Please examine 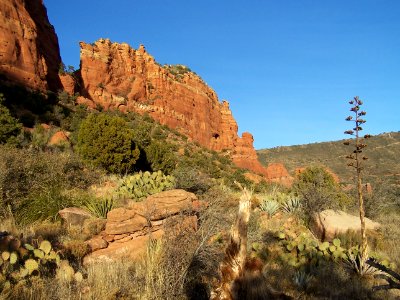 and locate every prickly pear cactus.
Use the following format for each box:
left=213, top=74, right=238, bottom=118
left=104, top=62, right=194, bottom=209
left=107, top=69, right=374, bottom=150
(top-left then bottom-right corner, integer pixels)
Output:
left=275, top=231, right=347, bottom=268
left=0, top=234, right=82, bottom=289
left=117, top=170, right=176, bottom=201
left=273, top=230, right=396, bottom=271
